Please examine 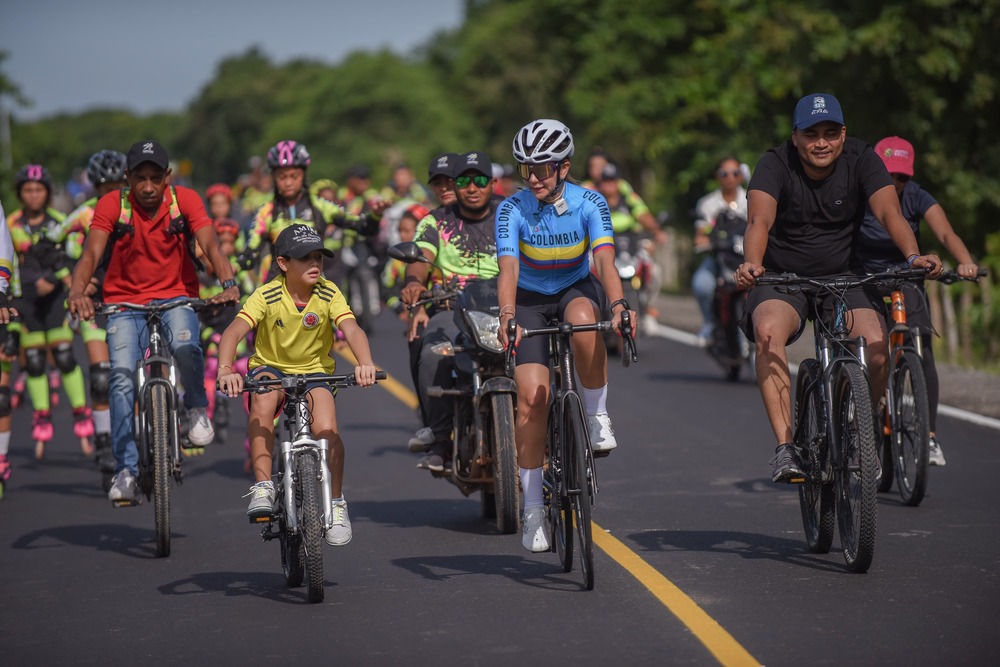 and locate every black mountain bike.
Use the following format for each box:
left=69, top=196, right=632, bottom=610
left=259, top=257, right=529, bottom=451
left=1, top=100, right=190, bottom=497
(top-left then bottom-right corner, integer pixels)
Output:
left=244, top=371, right=384, bottom=604
left=506, top=314, right=636, bottom=590
left=95, top=298, right=208, bottom=558
left=754, top=272, right=900, bottom=573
